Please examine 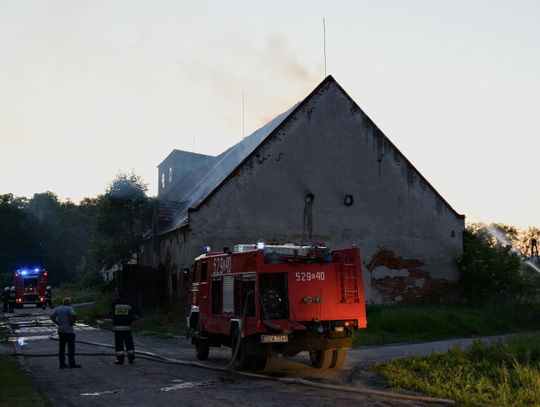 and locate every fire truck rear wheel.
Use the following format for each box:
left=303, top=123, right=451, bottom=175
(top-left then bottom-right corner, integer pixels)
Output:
left=329, top=348, right=347, bottom=369
left=309, top=349, right=333, bottom=369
